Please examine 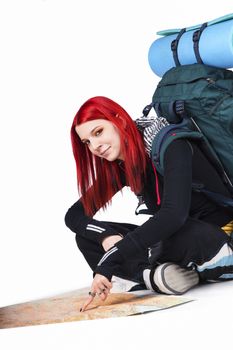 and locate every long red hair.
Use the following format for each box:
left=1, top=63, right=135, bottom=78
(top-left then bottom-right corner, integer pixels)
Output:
left=71, top=96, right=148, bottom=216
